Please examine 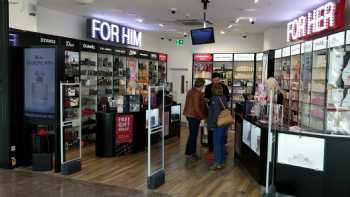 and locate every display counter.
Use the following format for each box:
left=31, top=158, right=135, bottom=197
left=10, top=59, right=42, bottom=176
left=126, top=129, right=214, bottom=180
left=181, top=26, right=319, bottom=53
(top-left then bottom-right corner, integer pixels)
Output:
left=96, top=103, right=181, bottom=157
left=234, top=102, right=350, bottom=197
